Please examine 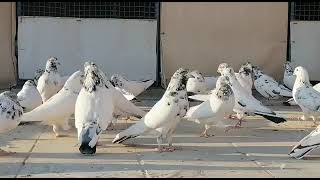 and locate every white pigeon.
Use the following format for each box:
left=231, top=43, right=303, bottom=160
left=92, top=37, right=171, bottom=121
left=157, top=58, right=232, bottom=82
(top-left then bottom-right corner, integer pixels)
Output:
left=20, top=70, right=83, bottom=137
left=112, top=68, right=191, bottom=152
left=185, top=75, right=235, bottom=137
left=0, top=91, right=23, bottom=155
left=186, top=70, right=208, bottom=94
left=17, top=80, right=42, bottom=112
left=284, top=82, right=320, bottom=106
left=188, top=62, right=253, bottom=101
left=235, top=62, right=254, bottom=94
left=218, top=63, right=287, bottom=126
left=292, top=66, right=320, bottom=124
left=289, top=125, right=320, bottom=159
left=37, top=57, right=64, bottom=102
left=283, top=61, right=296, bottom=90
left=75, top=62, right=146, bottom=154
left=110, top=74, right=154, bottom=100
left=252, top=65, right=292, bottom=99
left=75, top=62, right=115, bottom=155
